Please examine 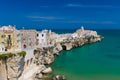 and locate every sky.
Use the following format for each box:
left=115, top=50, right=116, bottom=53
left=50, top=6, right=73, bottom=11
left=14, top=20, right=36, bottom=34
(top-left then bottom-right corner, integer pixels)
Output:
left=0, top=0, right=120, bottom=30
